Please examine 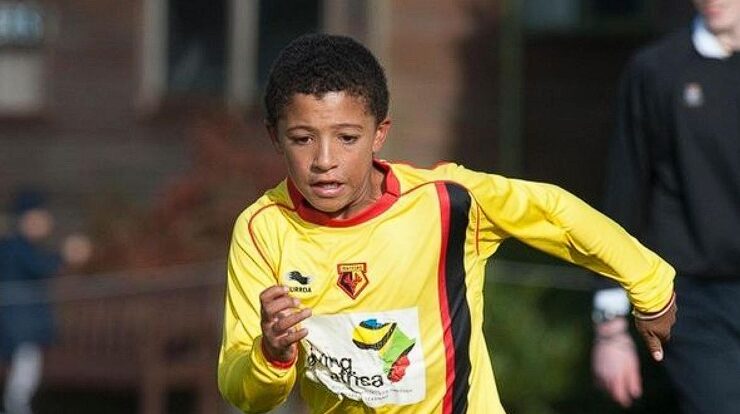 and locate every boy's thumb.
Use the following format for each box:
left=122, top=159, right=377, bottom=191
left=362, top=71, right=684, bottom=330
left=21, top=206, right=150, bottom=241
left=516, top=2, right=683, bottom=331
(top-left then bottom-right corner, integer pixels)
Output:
left=648, top=339, right=664, bottom=361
